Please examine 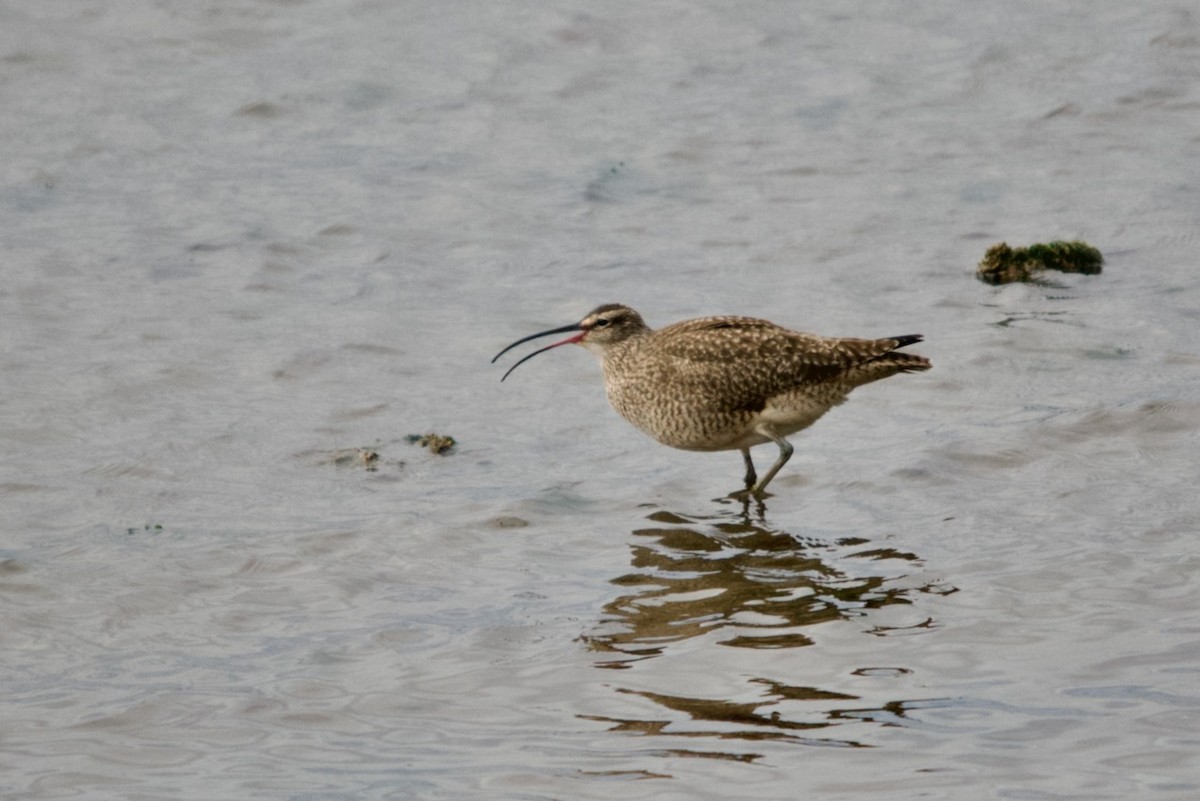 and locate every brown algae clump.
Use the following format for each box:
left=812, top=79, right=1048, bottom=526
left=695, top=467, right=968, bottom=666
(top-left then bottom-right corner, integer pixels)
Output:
left=977, top=241, right=1103, bottom=284
left=407, top=433, right=456, bottom=455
